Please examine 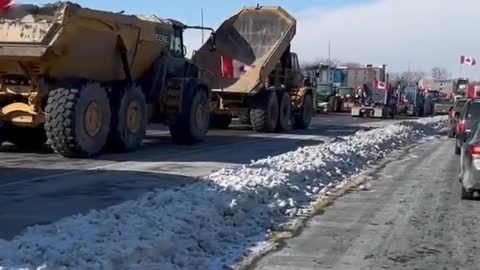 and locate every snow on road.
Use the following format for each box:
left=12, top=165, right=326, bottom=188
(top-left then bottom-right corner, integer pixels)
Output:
left=0, top=116, right=448, bottom=270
